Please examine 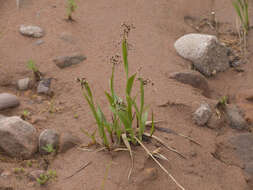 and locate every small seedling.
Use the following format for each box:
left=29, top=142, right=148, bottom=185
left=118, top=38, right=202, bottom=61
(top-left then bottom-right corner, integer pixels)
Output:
left=36, top=170, right=57, bottom=186
left=219, top=96, right=228, bottom=106
left=74, top=113, right=79, bottom=119
left=21, top=110, right=31, bottom=120
left=36, top=174, right=49, bottom=185
left=47, top=170, right=57, bottom=179
left=26, top=160, right=32, bottom=167
left=42, top=144, right=55, bottom=154
left=27, top=60, right=42, bottom=81
left=13, top=167, right=25, bottom=174
left=67, top=0, right=77, bottom=21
